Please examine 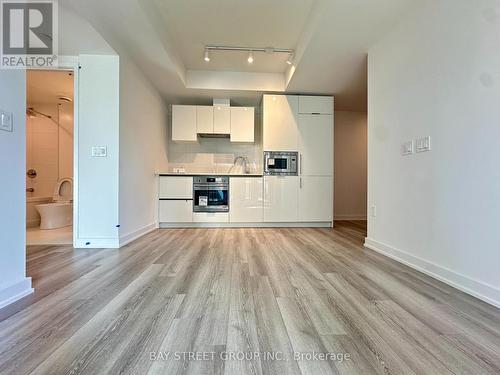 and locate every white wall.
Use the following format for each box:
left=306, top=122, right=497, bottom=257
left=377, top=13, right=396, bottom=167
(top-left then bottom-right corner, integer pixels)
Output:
left=58, top=3, right=170, bottom=248
left=59, top=3, right=115, bottom=56
left=334, top=111, right=367, bottom=220
left=367, top=0, right=500, bottom=306
left=0, top=70, right=33, bottom=308
left=59, top=2, right=170, bottom=247
left=77, top=55, right=120, bottom=248
left=119, top=57, right=168, bottom=245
